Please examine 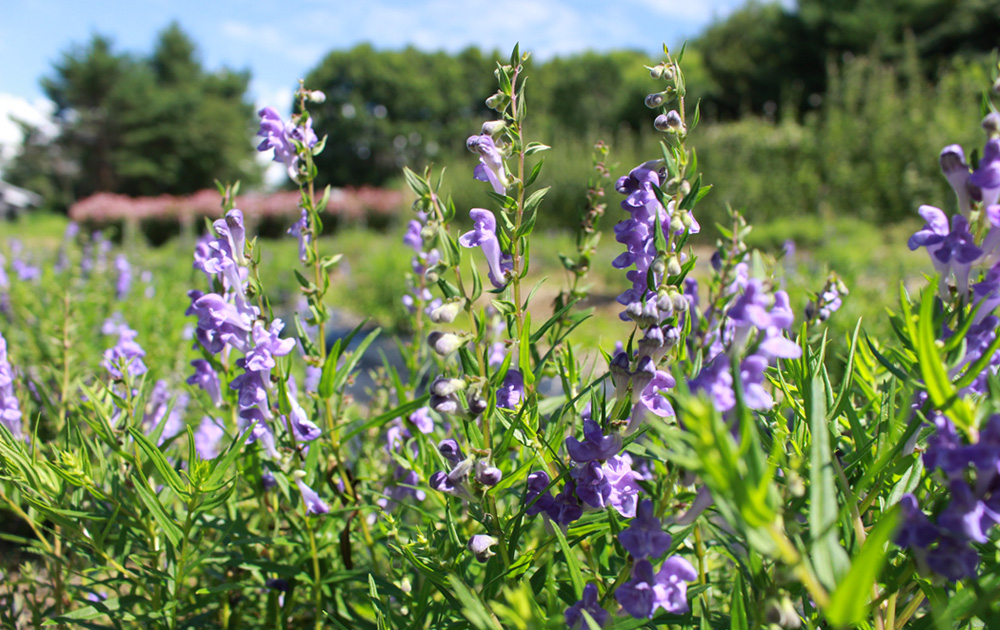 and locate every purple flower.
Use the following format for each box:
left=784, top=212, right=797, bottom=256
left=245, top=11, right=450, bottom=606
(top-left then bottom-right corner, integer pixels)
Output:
left=525, top=470, right=555, bottom=516
left=102, top=323, right=147, bottom=380
left=615, top=557, right=696, bottom=619
left=467, top=134, right=509, bottom=194
left=187, top=359, right=222, bottom=406
left=620, top=500, right=672, bottom=560
left=467, top=534, right=498, bottom=562
left=894, top=494, right=939, bottom=549
left=295, top=477, right=330, bottom=515
left=909, top=206, right=982, bottom=298
left=0, top=333, right=23, bottom=441
left=940, top=144, right=973, bottom=214
left=194, top=416, right=226, bottom=459
left=288, top=209, right=311, bottom=263
left=288, top=396, right=322, bottom=442
left=403, top=219, right=423, bottom=252
left=565, top=583, right=609, bottom=629
left=605, top=455, right=643, bottom=518
left=408, top=406, right=434, bottom=434
left=257, top=107, right=318, bottom=180
left=638, top=370, right=676, bottom=419
left=926, top=537, right=979, bottom=582
left=114, top=254, right=132, bottom=300
left=548, top=480, right=584, bottom=525
left=566, top=419, right=622, bottom=463
left=970, top=138, right=1000, bottom=208
left=215, top=209, right=247, bottom=266
left=459, top=209, right=512, bottom=289
left=496, top=369, right=525, bottom=409
left=689, top=354, right=735, bottom=413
